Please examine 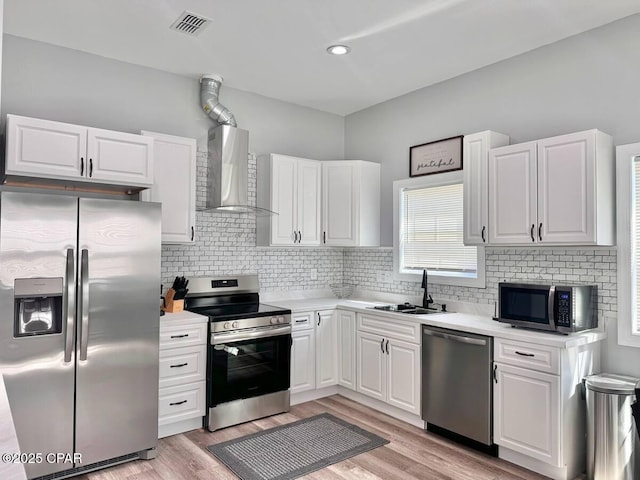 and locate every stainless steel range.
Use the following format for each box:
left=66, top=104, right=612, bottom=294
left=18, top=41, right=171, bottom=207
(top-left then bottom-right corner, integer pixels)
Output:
left=184, top=275, right=292, bottom=431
